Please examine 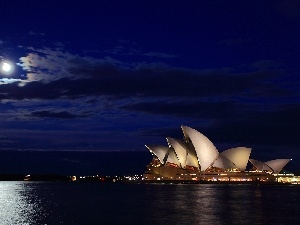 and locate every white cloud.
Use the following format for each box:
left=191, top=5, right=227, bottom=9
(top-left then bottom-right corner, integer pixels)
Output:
left=0, top=78, right=22, bottom=85
left=143, top=51, right=177, bottom=58
left=18, top=47, right=91, bottom=83
left=28, top=31, right=46, bottom=36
